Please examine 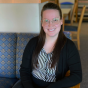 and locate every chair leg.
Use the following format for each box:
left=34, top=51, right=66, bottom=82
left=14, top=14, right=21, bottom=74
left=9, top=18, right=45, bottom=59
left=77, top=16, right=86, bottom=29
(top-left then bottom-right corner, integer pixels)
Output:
left=77, top=36, right=80, bottom=50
